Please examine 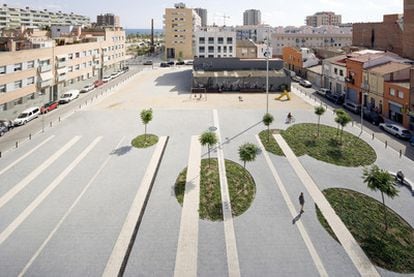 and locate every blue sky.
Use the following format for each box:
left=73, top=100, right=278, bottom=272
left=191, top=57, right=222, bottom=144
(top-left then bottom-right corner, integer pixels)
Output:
left=6, top=0, right=404, bottom=28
